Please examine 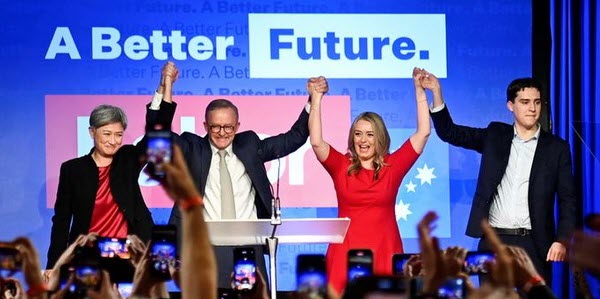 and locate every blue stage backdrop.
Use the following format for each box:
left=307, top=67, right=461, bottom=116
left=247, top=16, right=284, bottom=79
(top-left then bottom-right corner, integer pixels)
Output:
left=0, top=0, right=531, bottom=290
